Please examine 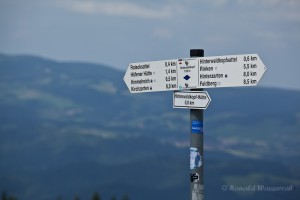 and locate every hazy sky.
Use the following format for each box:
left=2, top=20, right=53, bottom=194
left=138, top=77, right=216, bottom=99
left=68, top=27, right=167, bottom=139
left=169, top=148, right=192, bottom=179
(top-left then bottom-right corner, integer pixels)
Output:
left=1, top=0, right=300, bottom=90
